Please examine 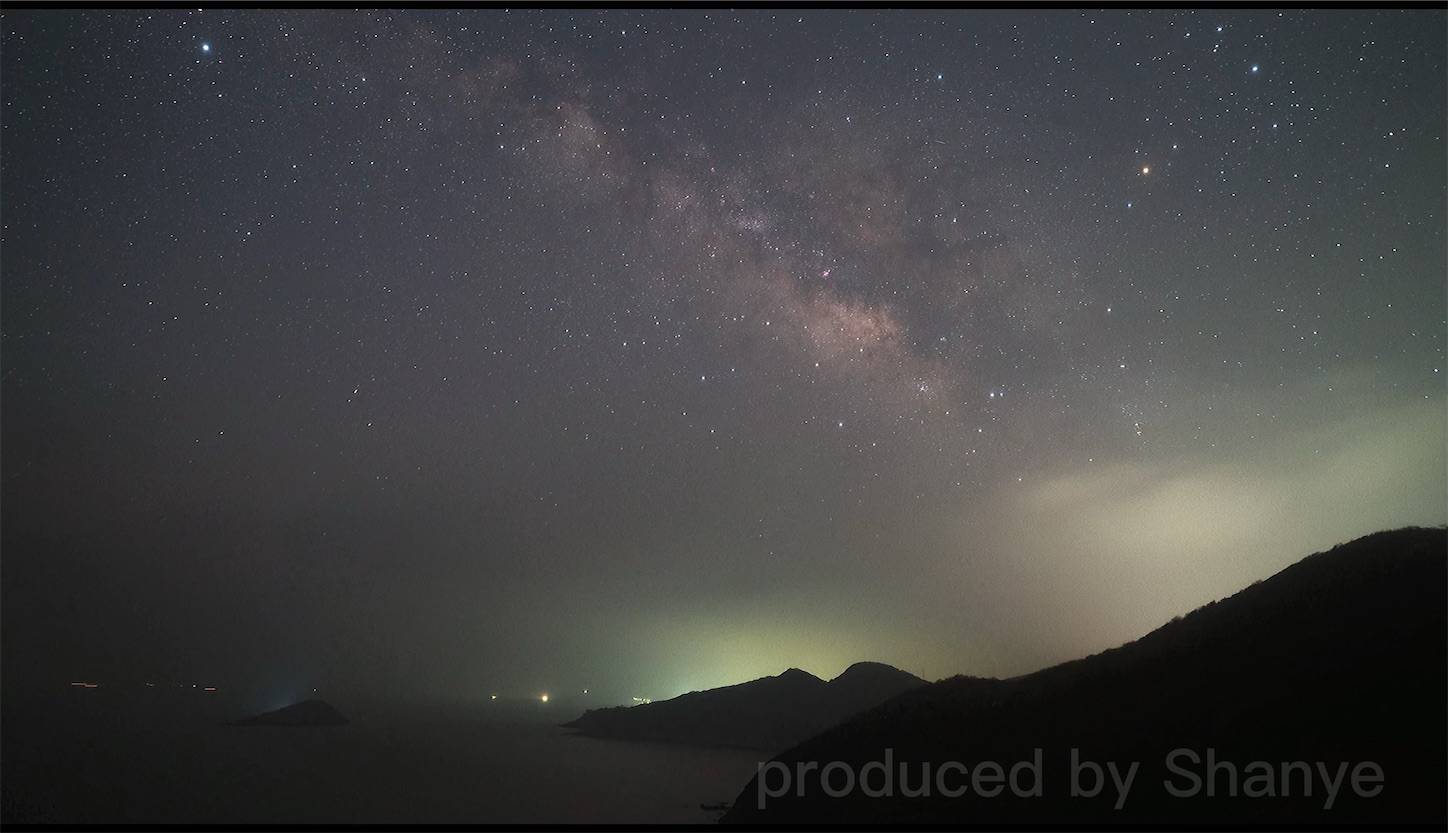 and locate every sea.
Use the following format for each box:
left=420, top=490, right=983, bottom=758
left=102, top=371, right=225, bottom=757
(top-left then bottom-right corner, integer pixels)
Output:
left=1, top=687, right=765, bottom=824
